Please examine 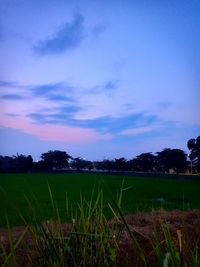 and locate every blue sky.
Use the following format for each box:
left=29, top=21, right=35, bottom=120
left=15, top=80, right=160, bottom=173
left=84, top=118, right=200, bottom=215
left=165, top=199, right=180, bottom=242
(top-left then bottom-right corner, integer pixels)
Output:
left=0, top=0, right=199, bottom=160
